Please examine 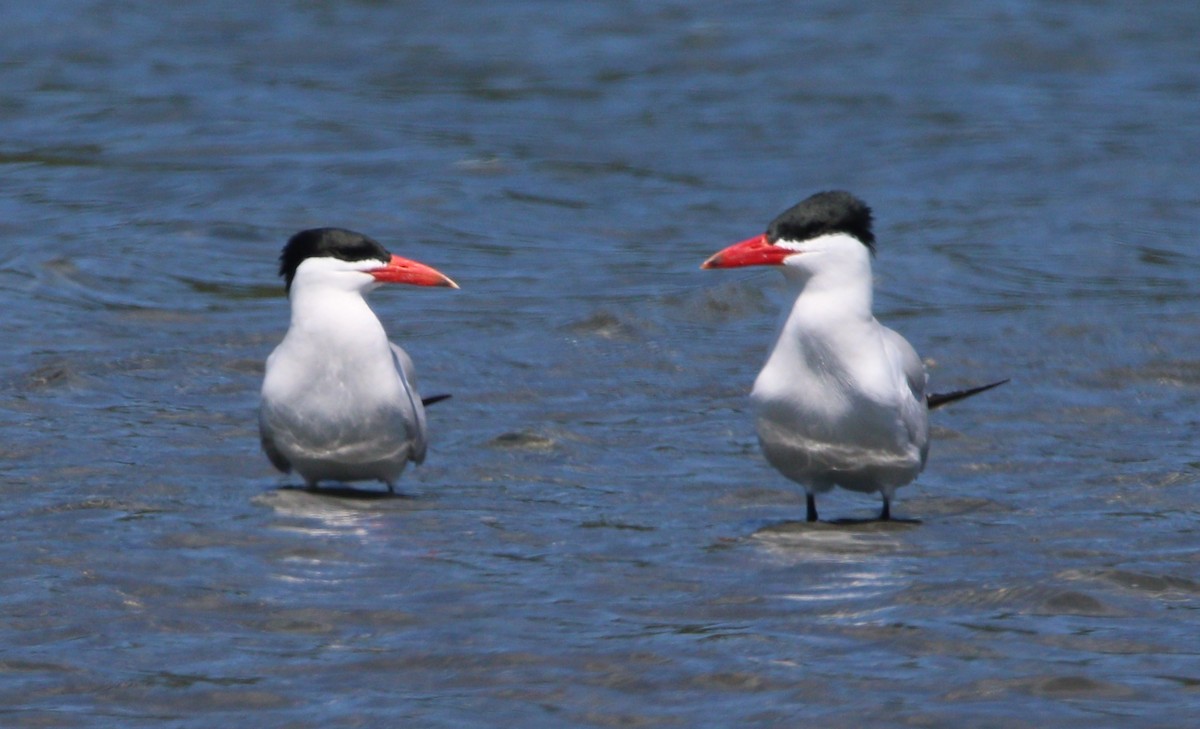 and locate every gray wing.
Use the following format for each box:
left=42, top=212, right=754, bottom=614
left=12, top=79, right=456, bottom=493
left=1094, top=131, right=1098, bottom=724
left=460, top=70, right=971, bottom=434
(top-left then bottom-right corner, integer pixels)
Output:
left=880, top=325, right=930, bottom=462
left=390, top=342, right=429, bottom=465
left=881, top=325, right=927, bottom=404
left=258, top=405, right=292, bottom=474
